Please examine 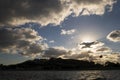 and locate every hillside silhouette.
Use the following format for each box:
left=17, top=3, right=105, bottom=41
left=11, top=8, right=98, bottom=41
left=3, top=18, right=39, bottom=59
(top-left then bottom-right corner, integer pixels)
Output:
left=0, top=58, right=120, bottom=70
